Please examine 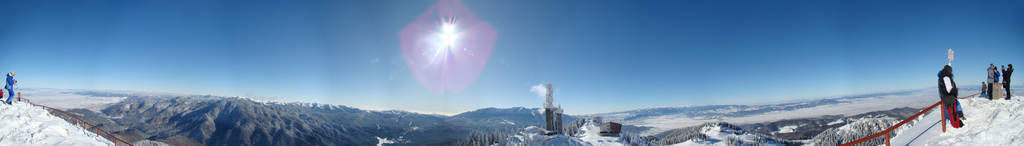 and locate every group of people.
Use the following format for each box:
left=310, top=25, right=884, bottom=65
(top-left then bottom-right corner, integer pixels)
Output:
left=2, top=72, right=16, bottom=104
left=982, top=64, right=1013, bottom=99
left=937, top=49, right=1015, bottom=129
